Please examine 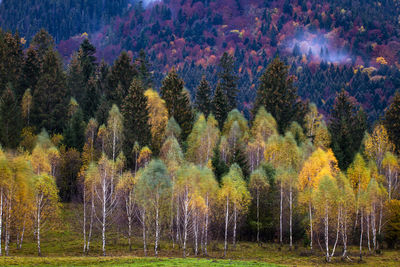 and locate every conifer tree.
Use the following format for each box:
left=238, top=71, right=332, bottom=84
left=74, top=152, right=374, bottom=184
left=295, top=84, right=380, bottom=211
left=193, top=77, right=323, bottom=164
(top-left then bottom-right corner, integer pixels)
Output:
left=19, top=47, right=40, bottom=97
left=67, top=53, right=86, bottom=104
left=64, top=108, right=86, bottom=151
left=0, top=32, right=23, bottom=96
left=106, top=51, right=137, bottom=106
left=329, top=90, right=367, bottom=170
left=32, top=49, right=69, bottom=133
left=136, top=49, right=153, bottom=89
left=78, top=38, right=97, bottom=83
left=253, top=57, right=306, bottom=133
left=160, top=69, right=194, bottom=139
left=31, top=29, right=55, bottom=61
left=212, top=82, right=229, bottom=128
left=82, top=77, right=100, bottom=120
left=218, top=52, right=238, bottom=111
left=122, top=79, right=151, bottom=166
left=0, top=84, right=21, bottom=148
left=385, top=92, right=400, bottom=154
left=195, top=76, right=212, bottom=117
